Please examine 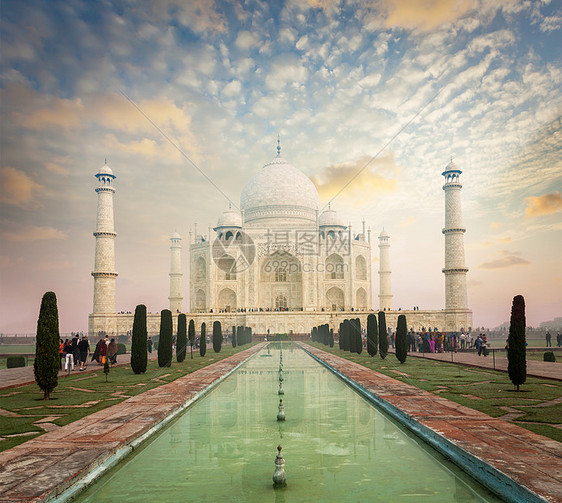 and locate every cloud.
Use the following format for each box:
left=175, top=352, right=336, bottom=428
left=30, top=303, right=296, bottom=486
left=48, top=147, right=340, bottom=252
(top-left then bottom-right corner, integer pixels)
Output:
left=0, top=167, right=43, bottom=207
left=44, top=162, right=69, bottom=175
left=235, top=30, right=260, bottom=50
left=524, top=191, right=562, bottom=217
left=400, top=217, right=415, bottom=227
left=2, top=225, right=67, bottom=242
left=380, top=0, right=516, bottom=32
left=311, top=153, right=399, bottom=205
left=478, top=252, right=530, bottom=269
